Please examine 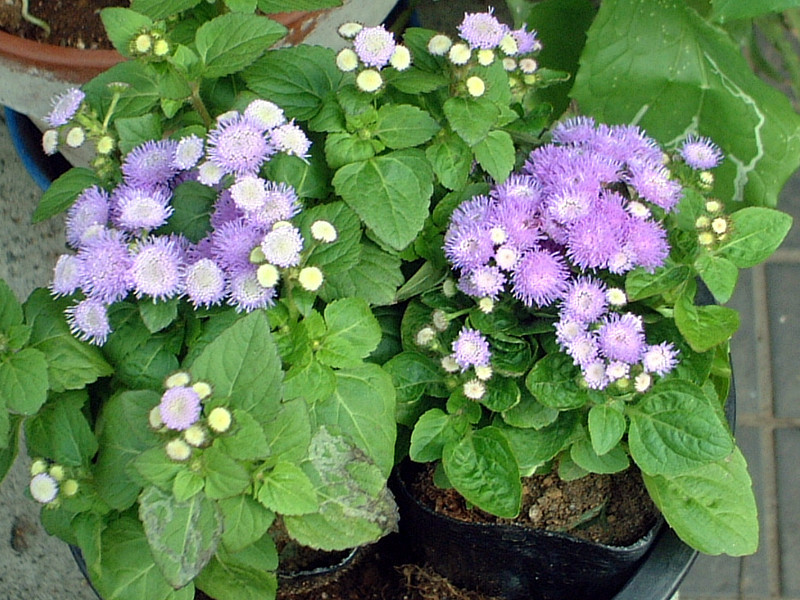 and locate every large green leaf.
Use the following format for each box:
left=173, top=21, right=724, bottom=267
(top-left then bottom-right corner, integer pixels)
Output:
left=316, top=298, right=382, bottom=368
left=332, top=149, right=434, bottom=251
left=139, top=486, right=223, bottom=588
left=130, top=0, right=201, bottom=19
left=257, top=461, right=318, bottom=515
left=374, top=104, right=441, bottom=149
left=196, top=13, right=287, bottom=78
left=643, top=447, right=759, bottom=555
left=195, top=536, right=278, bottom=600
left=0, top=348, right=48, bottom=415
left=32, top=168, right=101, bottom=223
left=320, top=241, right=404, bottom=306
left=217, top=495, right=275, bottom=553
left=23, top=391, right=97, bottom=466
left=572, top=0, right=800, bottom=207
left=710, top=0, right=800, bottom=22
left=718, top=207, right=793, bottom=268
